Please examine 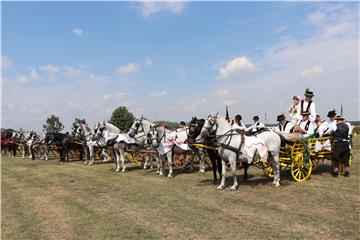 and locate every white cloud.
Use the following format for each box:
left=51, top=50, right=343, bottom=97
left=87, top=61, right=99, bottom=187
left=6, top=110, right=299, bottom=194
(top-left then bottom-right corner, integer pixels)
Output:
left=137, top=1, right=186, bottom=17
left=1, top=56, right=12, bottom=69
left=39, top=65, right=61, bottom=74
left=273, top=25, right=287, bottom=34
left=72, top=28, right=84, bottom=37
left=216, top=56, right=256, bottom=80
left=27, top=67, right=39, bottom=80
left=115, top=63, right=140, bottom=75
left=102, top=94, right=113, bottom=101
left=301, top=66, right=324, bottom=78
left=144, top=58, right=152, bottom=66
left=307, top=11, right=326, bottom=25
left=62, top=66, right=83, bottom=78
left=149, top=91, right=167, bottom=97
